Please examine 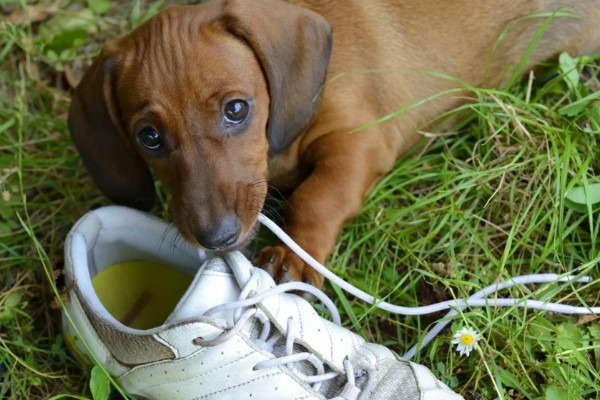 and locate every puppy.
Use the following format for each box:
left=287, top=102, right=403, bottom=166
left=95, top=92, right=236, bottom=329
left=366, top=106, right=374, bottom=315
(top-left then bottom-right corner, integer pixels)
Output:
left=69, top=0, right=600, bottom=288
